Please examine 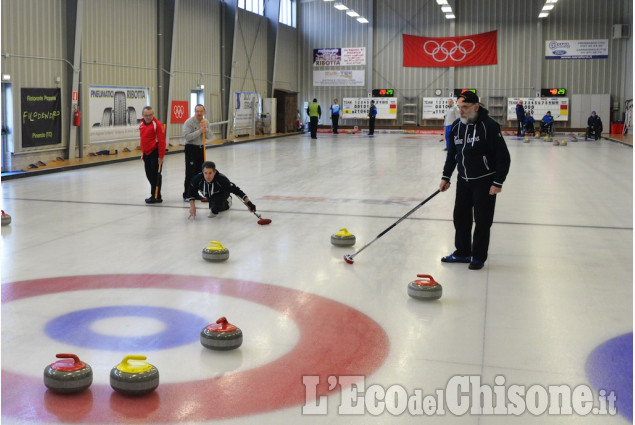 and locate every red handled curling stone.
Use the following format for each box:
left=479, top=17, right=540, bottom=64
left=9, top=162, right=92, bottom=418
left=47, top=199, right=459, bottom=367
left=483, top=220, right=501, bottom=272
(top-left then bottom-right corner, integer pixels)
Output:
left=1, top=210, right=11, bottom=226
left=330, top=228, right=356, bottom=247
left=200, top=316, right=243, bottom=350
left=407, top=274, right=442, bottom=300
left=110, top=355, right=159, bottom=396
left=202, top=241, right=229, bottom=262
left=43, top=353, right=93, bottom=393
